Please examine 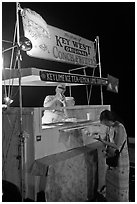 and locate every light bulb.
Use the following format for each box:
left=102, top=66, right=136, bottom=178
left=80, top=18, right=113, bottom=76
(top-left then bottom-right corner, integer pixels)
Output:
left=4, top=97, right=13, bottom=105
